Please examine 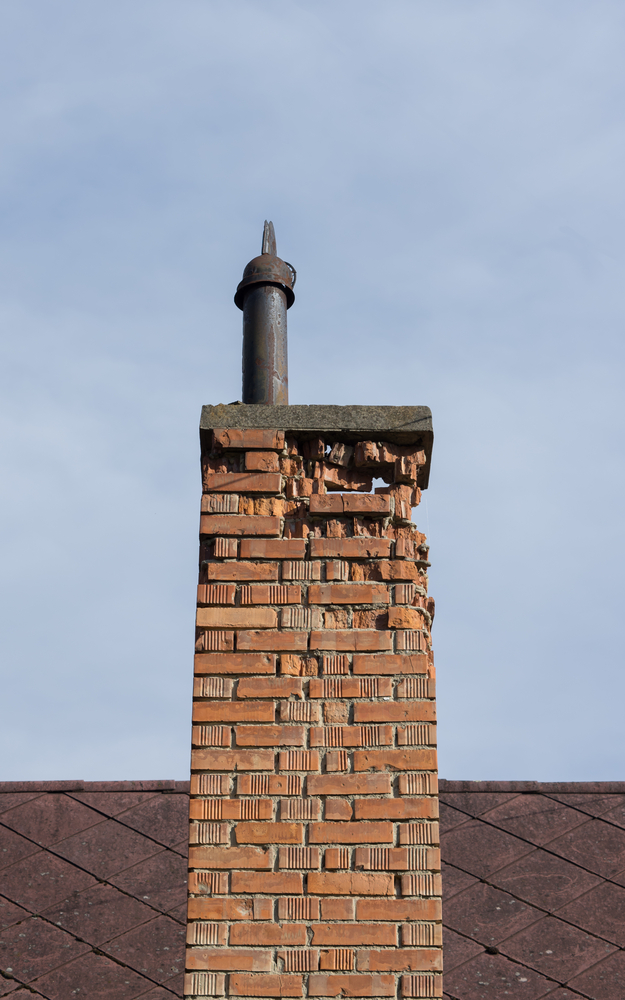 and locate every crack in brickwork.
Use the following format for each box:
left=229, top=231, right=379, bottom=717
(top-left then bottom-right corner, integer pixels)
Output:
left=185, top=425, right=441, bottom=999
